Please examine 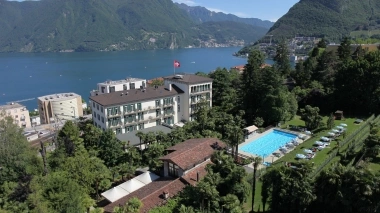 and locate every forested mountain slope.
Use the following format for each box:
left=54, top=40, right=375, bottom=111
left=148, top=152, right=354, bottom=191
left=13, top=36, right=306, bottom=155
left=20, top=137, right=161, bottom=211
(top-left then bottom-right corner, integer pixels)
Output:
left=0, top=0, right=267, bottom=52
